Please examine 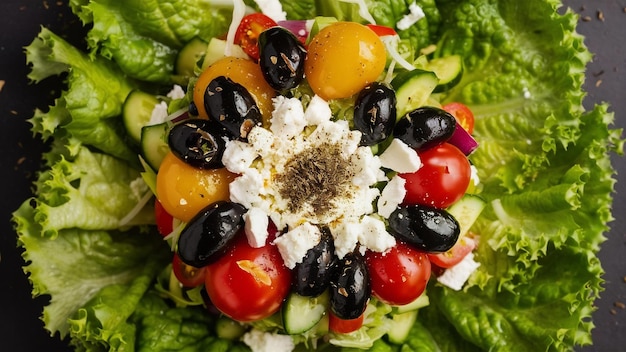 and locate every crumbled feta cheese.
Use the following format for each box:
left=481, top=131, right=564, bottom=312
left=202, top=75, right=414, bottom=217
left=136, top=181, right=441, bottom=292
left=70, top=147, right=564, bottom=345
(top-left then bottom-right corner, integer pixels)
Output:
left=330, top=220, right=360, bottom=259
left=470, top=164, right=480, bottom=185
left=229, top=168, right=264, bottom=208
left=242, top=329, right=295, bottom=352
left=304, top=95, right=332, bottom=126
left=308, top=120, right=361, bottom=157
left=356, top=216, right=396, bottom=253
left=350, top=147, right=384, bottom=187
left=270, top=96, right=306, bottom=138
left=396, top=3, right=426, bottom=31
left=273, top=222, right=322, bottom=269
left=245, top=207, right=269, bottom=248
left=247, top=126, right=275, bottom=158
left=377, top=175, right=406, bottom=218
left=379, top=138, right=421, bottom=173
left=253, top=0, right=287, bottom=22
left=436, top=252, right=481, bottom=291
left=222, top=139, right=258, bottom=174
left=166, top=84, right=186, bottom=100
left=149, top=101, right=168, bottom=125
